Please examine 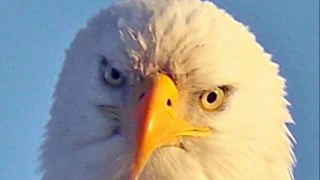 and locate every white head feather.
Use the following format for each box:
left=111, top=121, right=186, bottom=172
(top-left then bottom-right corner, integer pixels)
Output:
left=40, top=0, right=295, bottom=179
